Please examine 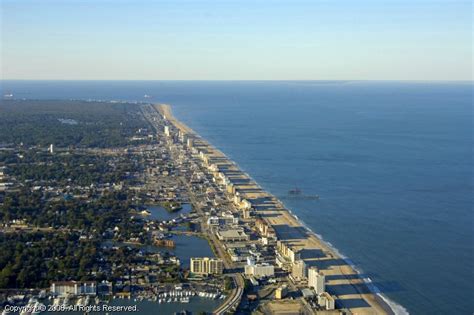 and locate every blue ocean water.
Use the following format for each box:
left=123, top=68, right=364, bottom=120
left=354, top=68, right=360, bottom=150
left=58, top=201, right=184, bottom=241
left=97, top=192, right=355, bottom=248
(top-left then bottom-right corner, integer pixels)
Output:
left=1, top=80, right=473, bottom=314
